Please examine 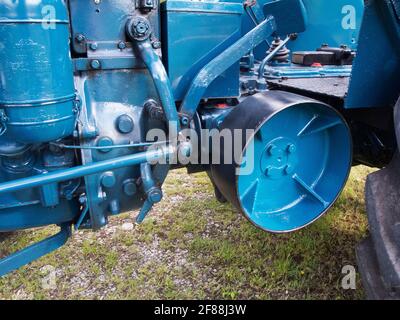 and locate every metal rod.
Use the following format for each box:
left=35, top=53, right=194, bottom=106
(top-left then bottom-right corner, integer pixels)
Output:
left=132, top=39, right=180, bottom=135
left=0, top=224, right=71, bottom=277
left=179, top=16, right=277, bottom=120
left=258, top=35, right=292, bottom=79
left=50, top=141, right=167, bottom=150
left=0, top=145, right=174, bottom=194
